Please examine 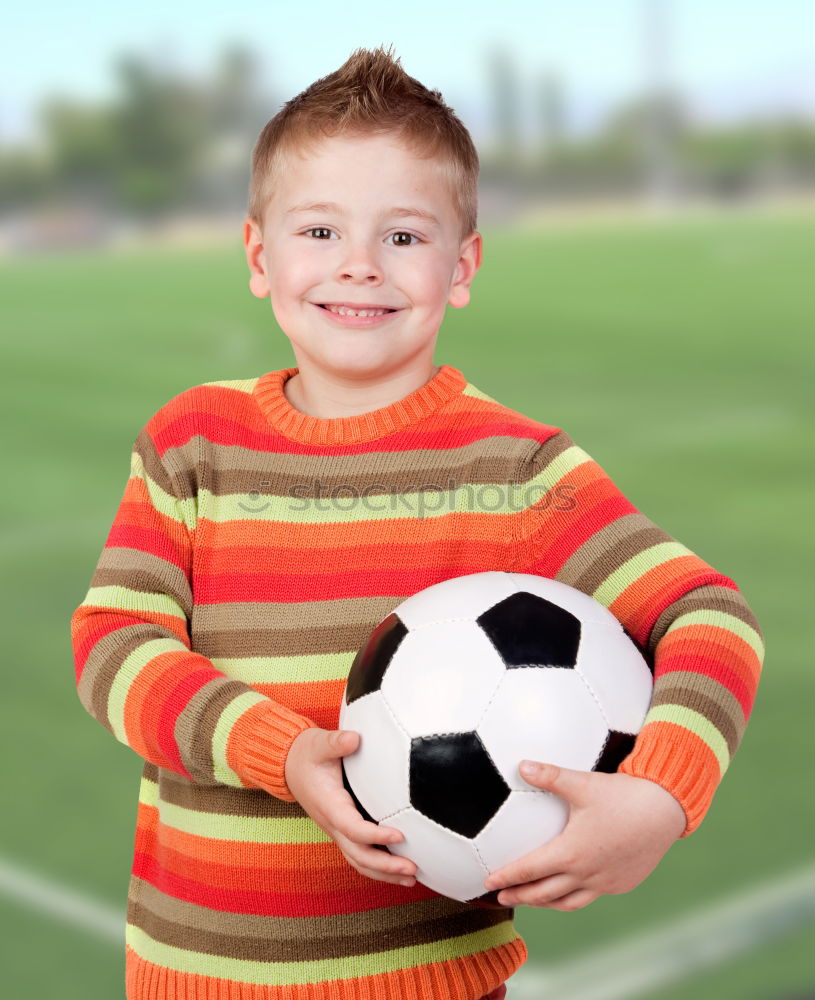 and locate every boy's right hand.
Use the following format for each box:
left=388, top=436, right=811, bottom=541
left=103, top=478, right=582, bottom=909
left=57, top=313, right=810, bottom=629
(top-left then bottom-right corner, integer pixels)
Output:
left=284, top=728, right=418, bottom=888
